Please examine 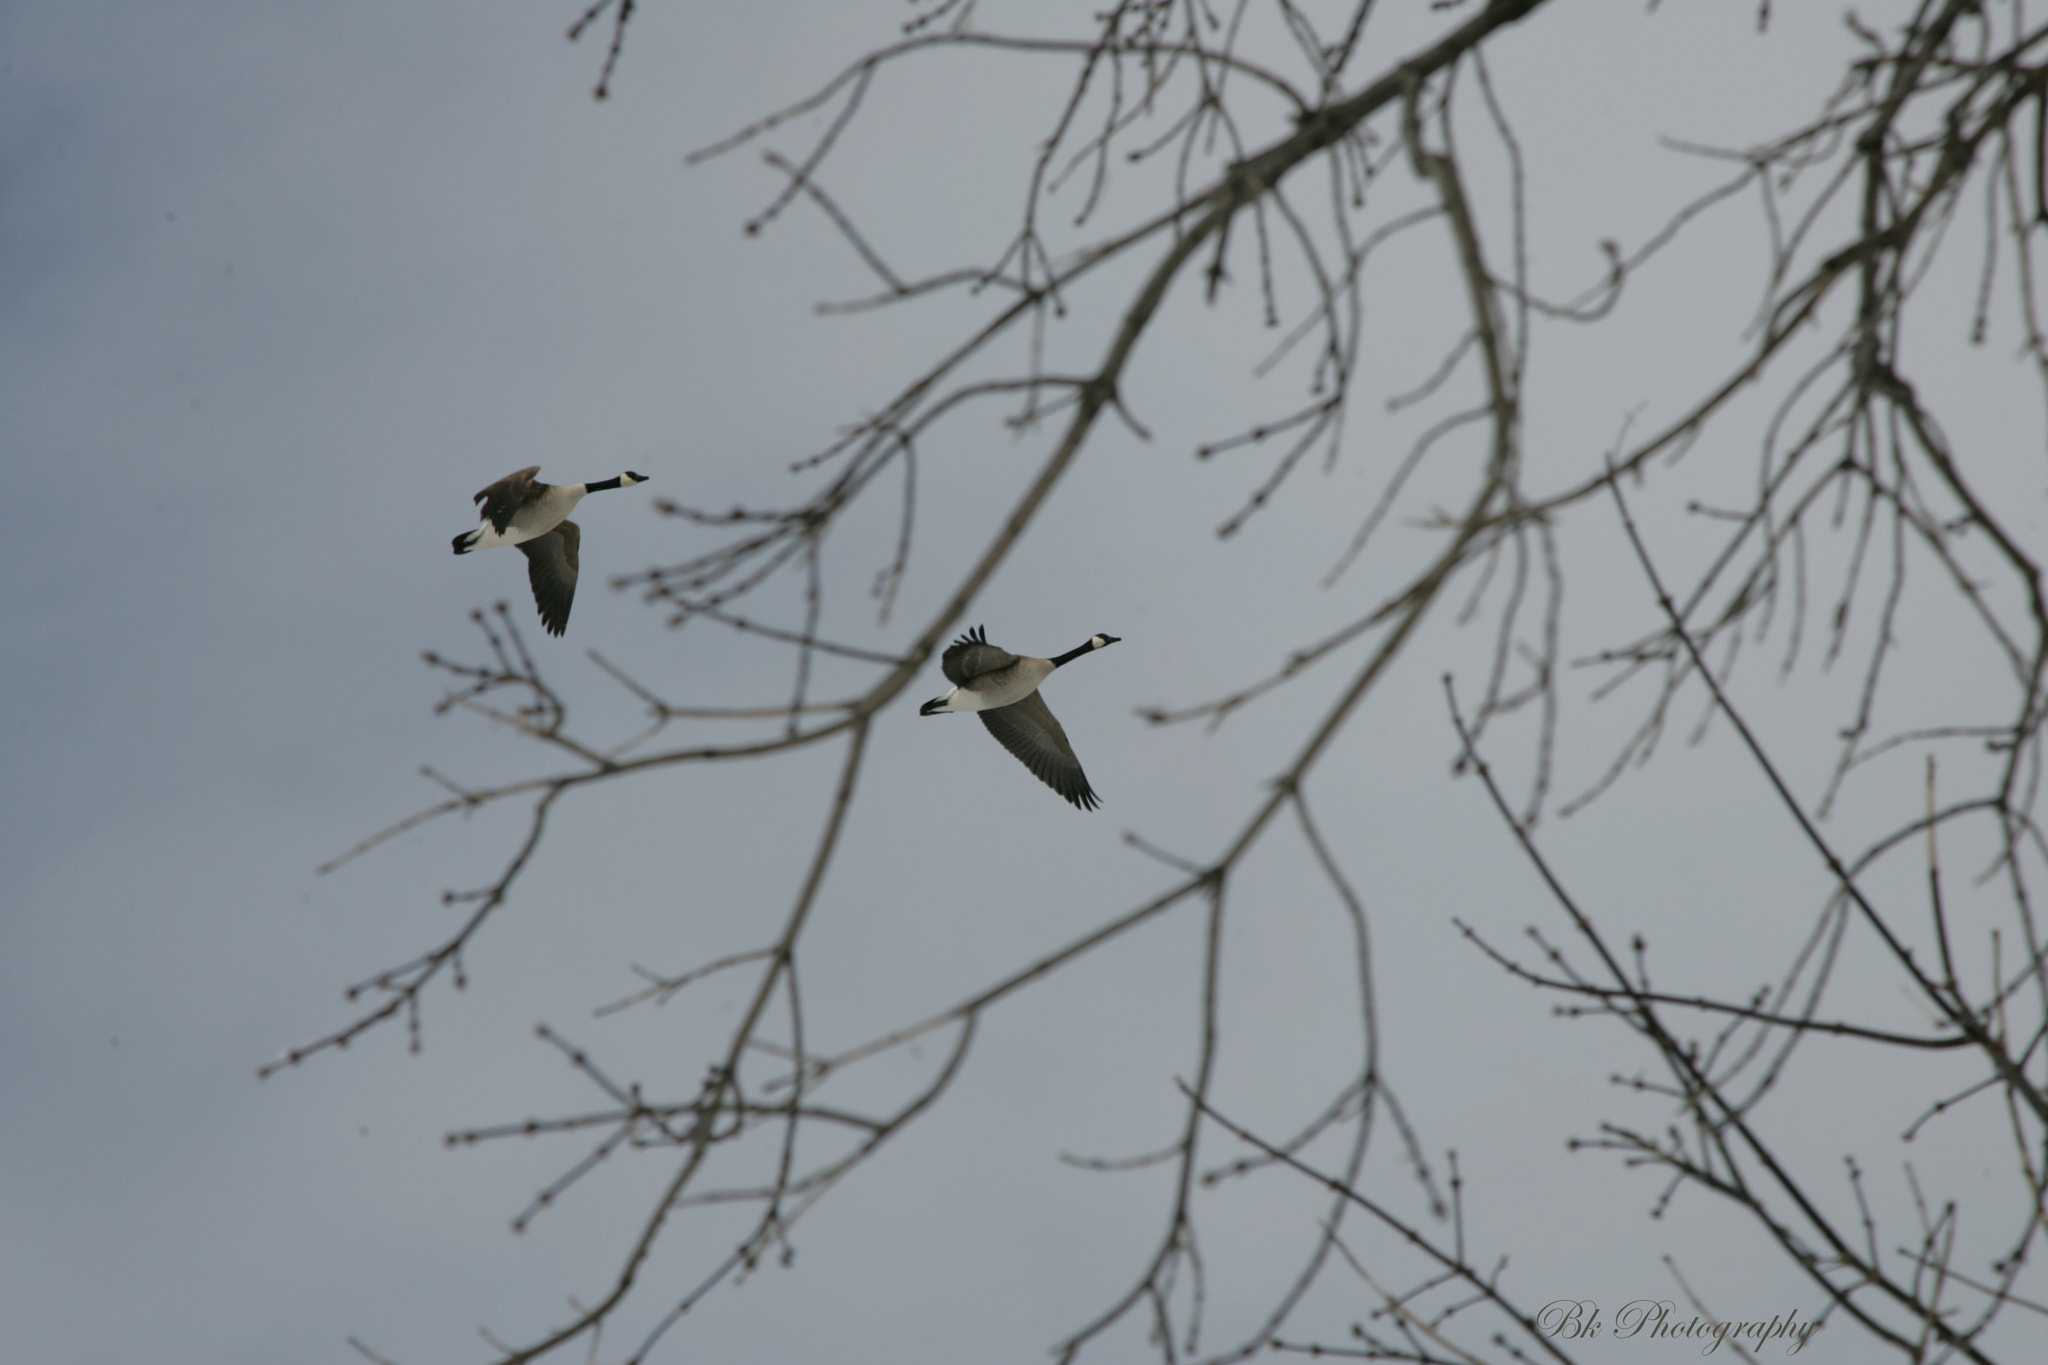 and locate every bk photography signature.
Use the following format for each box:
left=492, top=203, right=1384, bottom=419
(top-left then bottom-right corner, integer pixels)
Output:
left=1538, top=1299, right=1822, bottom=1355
